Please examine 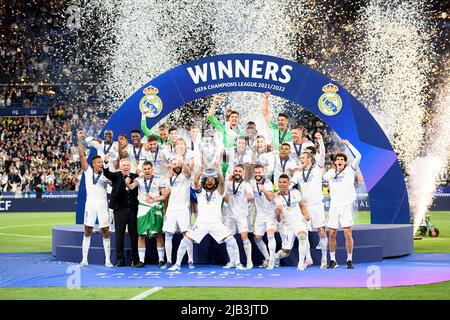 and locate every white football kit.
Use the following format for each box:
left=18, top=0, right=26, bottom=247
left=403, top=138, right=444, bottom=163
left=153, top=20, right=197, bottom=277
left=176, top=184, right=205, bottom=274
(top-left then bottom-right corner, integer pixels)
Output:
left=250, top=178, right=276, bottom=236
left=187, top=187, right=231, bottom=244
left=293, top=164, right=326, bottom=229
left=323, top=143, right=361, bottom=229
left=163, top=173, right=192, bottom=233
left=83, top=166, right=110, bottom=228
left=274, top=189, right=308, bottom=250
left=223, top=179, right=253, bottom=234
left=146, top=145, right=171, bottom=178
